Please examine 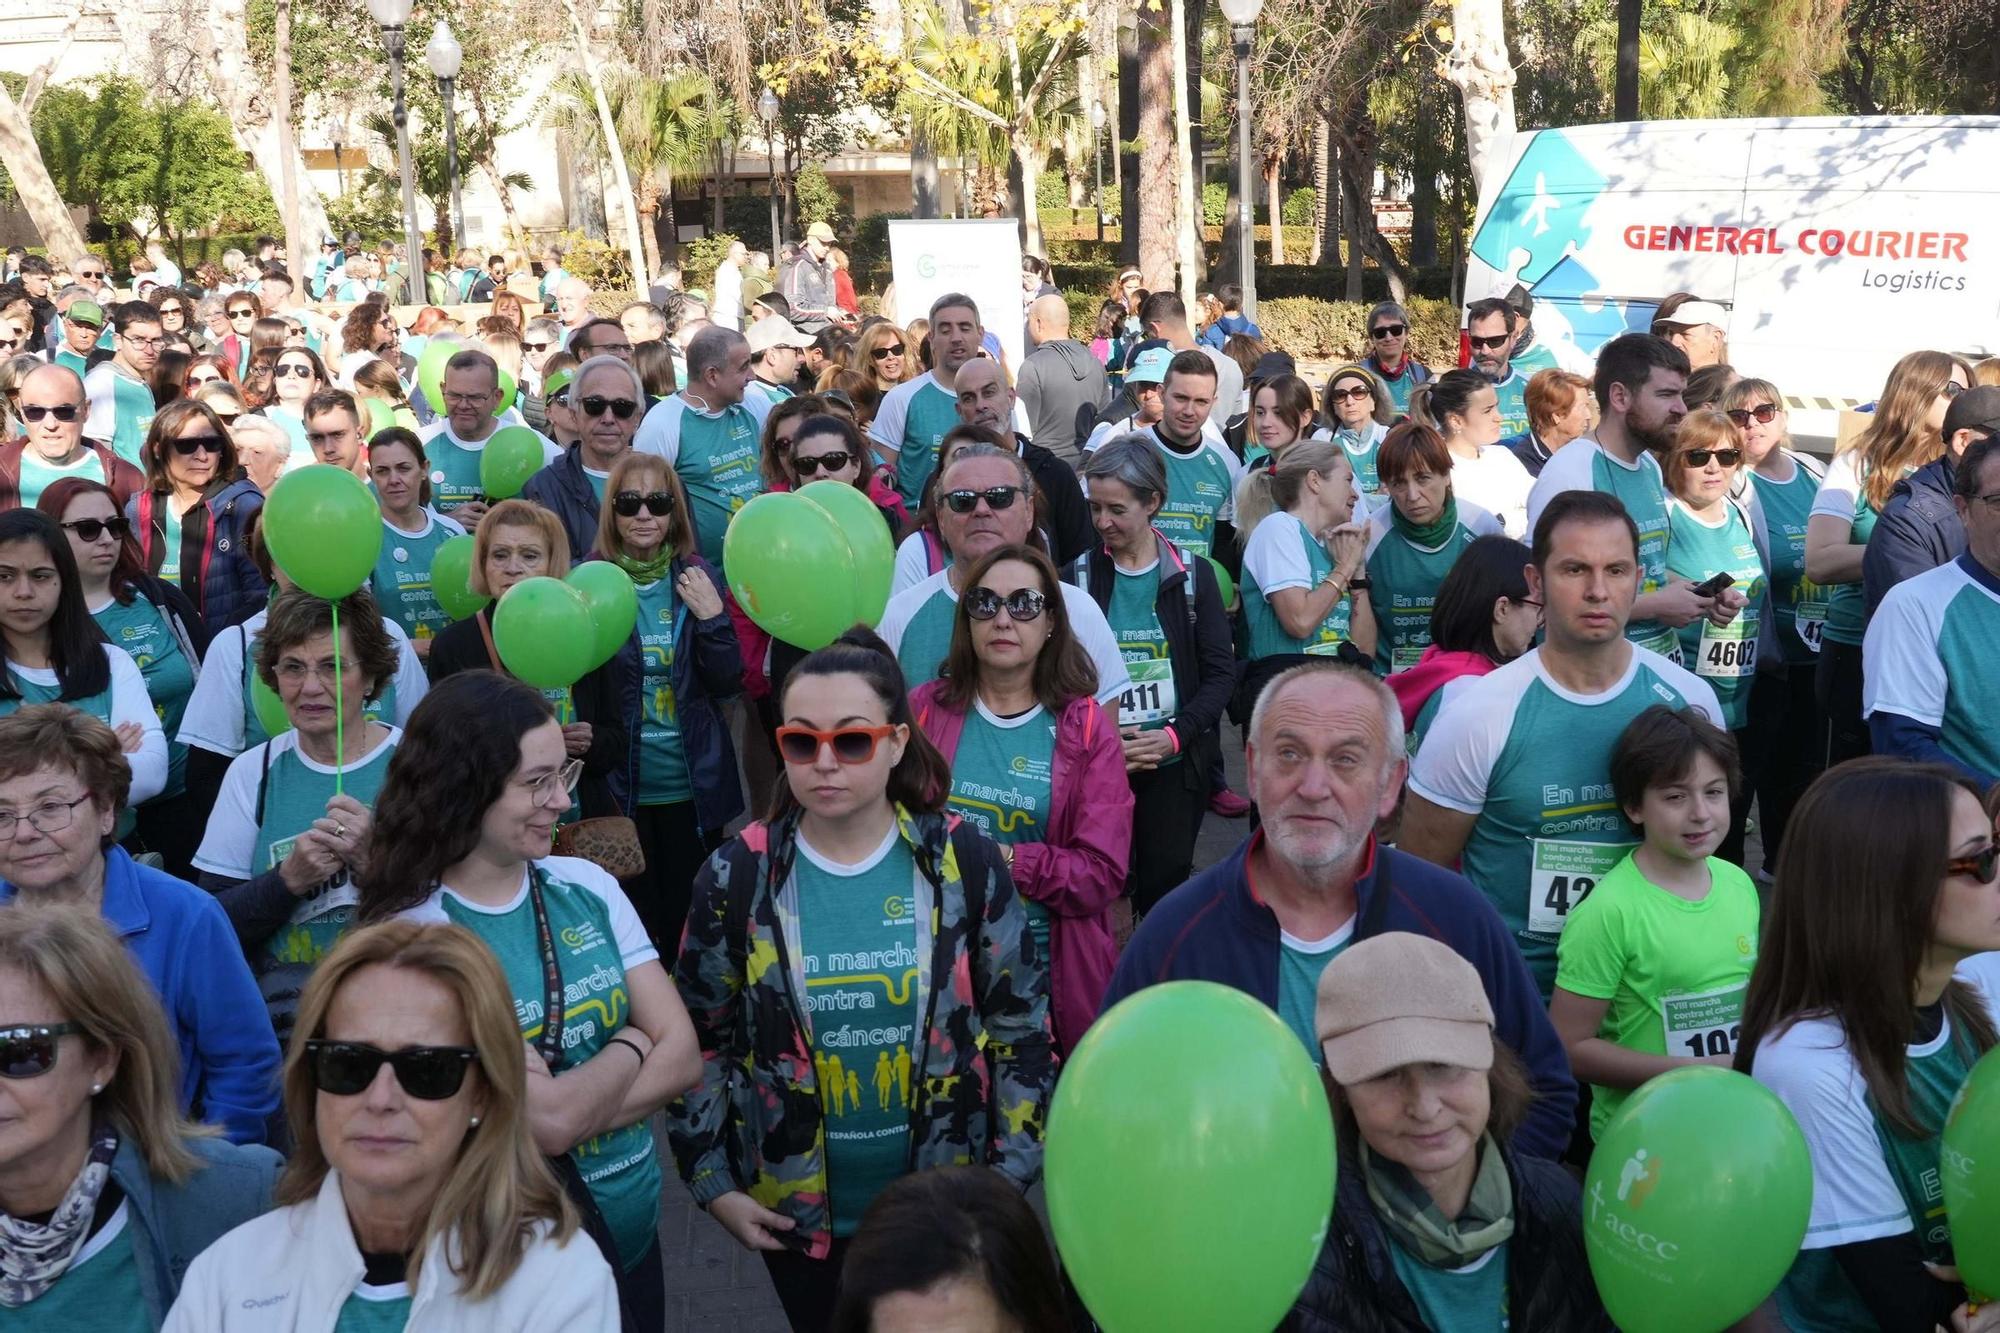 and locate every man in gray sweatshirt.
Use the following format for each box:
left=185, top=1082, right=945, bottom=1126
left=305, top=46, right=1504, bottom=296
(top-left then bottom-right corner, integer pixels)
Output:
left=1016, top=292, right=1109, bottom=465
